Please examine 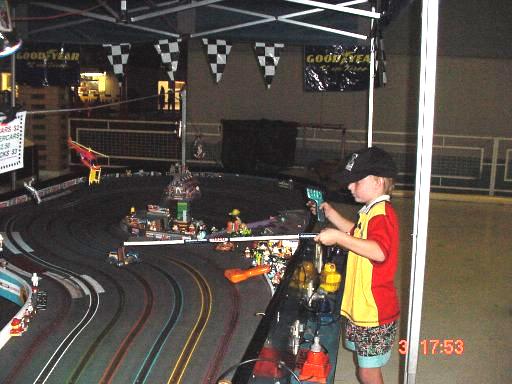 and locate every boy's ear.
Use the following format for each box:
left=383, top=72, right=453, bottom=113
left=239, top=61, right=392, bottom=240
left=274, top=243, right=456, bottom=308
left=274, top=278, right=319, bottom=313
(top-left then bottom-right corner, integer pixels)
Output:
left=375, top=176, right=387, bottom=188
